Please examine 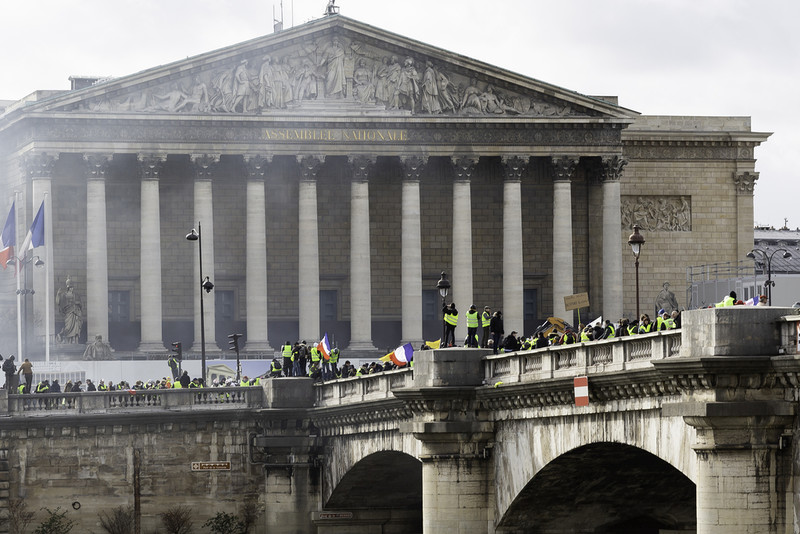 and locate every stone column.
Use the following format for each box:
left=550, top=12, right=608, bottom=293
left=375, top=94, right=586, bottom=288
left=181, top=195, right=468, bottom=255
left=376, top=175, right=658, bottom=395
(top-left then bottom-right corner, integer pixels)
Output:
left=551, top=156, right=578, bottom=320
left=346, top=156, right=378, bottom=353
left=400, top=156, right=424, bottom=347
left=137, top=156, right=166, bottom=352
left=190, top=154, right=220, bottom=352
left=601, top=156, right=626, bottom=322
left=24, top=154, right=56, bottom=346
left=733, top=171, right=757, bottom=260
left=502, top=156, right=526, bottom=336
left=298, top=156, right=322, bottom=343
left=452, top=157, right=476, bottom=344
left=244, top=156, right=270, bottom=352
left=85, top=154, right=111, bottom=344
